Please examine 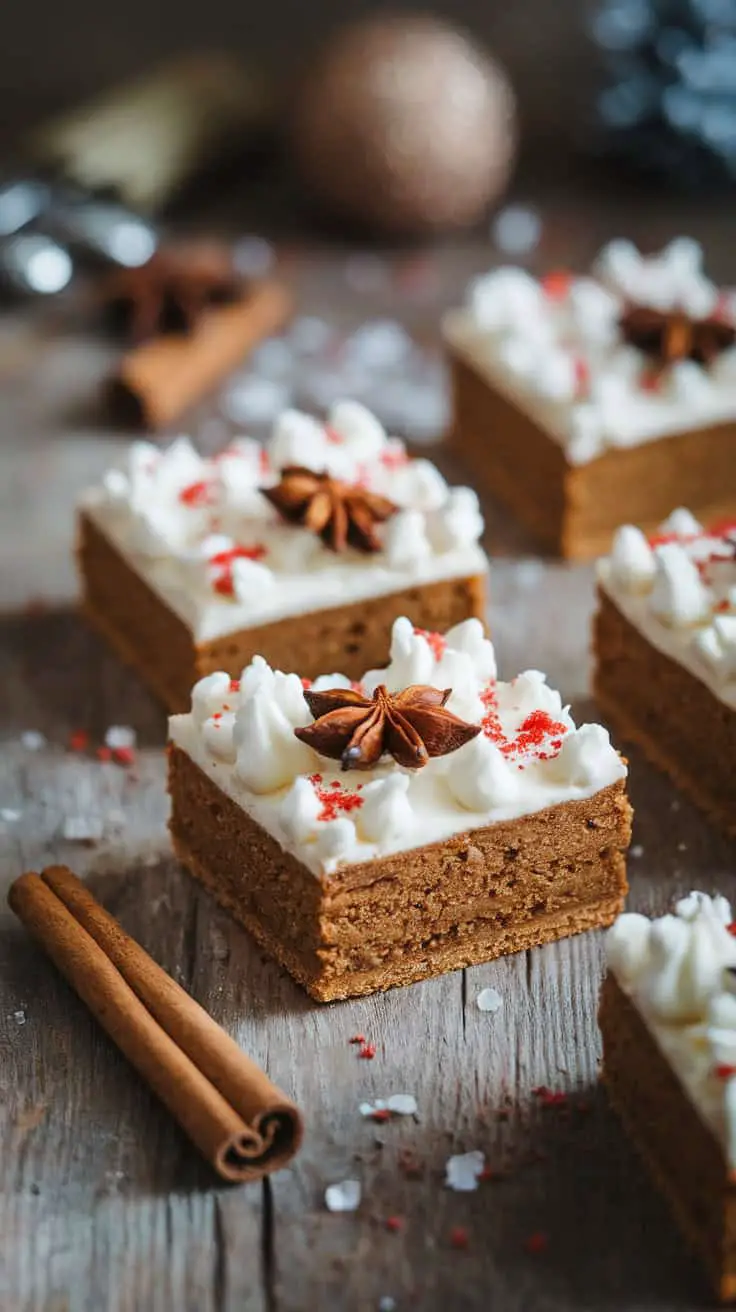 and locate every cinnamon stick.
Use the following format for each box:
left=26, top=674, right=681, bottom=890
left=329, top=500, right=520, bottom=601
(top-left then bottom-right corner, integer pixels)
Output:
left=8, top=866, right=303, bottom=1182
left=109, top=279, right=292, bottom=429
